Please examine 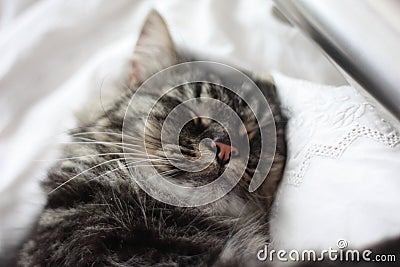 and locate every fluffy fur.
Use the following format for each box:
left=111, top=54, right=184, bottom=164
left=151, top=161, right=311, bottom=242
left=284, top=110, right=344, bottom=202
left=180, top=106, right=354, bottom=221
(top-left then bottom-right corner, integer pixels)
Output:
left=16, top=11, right=286, bottom=266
